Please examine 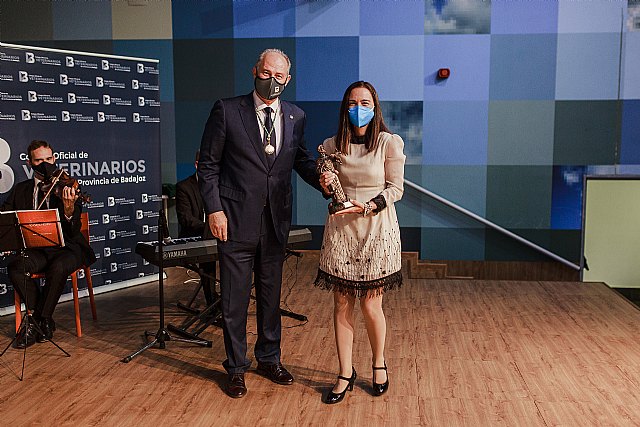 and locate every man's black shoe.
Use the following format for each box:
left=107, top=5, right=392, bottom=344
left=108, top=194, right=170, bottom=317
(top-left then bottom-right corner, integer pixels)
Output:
left=14, top=324, right=37, bottom=349
left=37, top=317, right=55, bottom=343
left=256, top=362, right=294, bottom=385
left=225, top=373, right=247, bottom=398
